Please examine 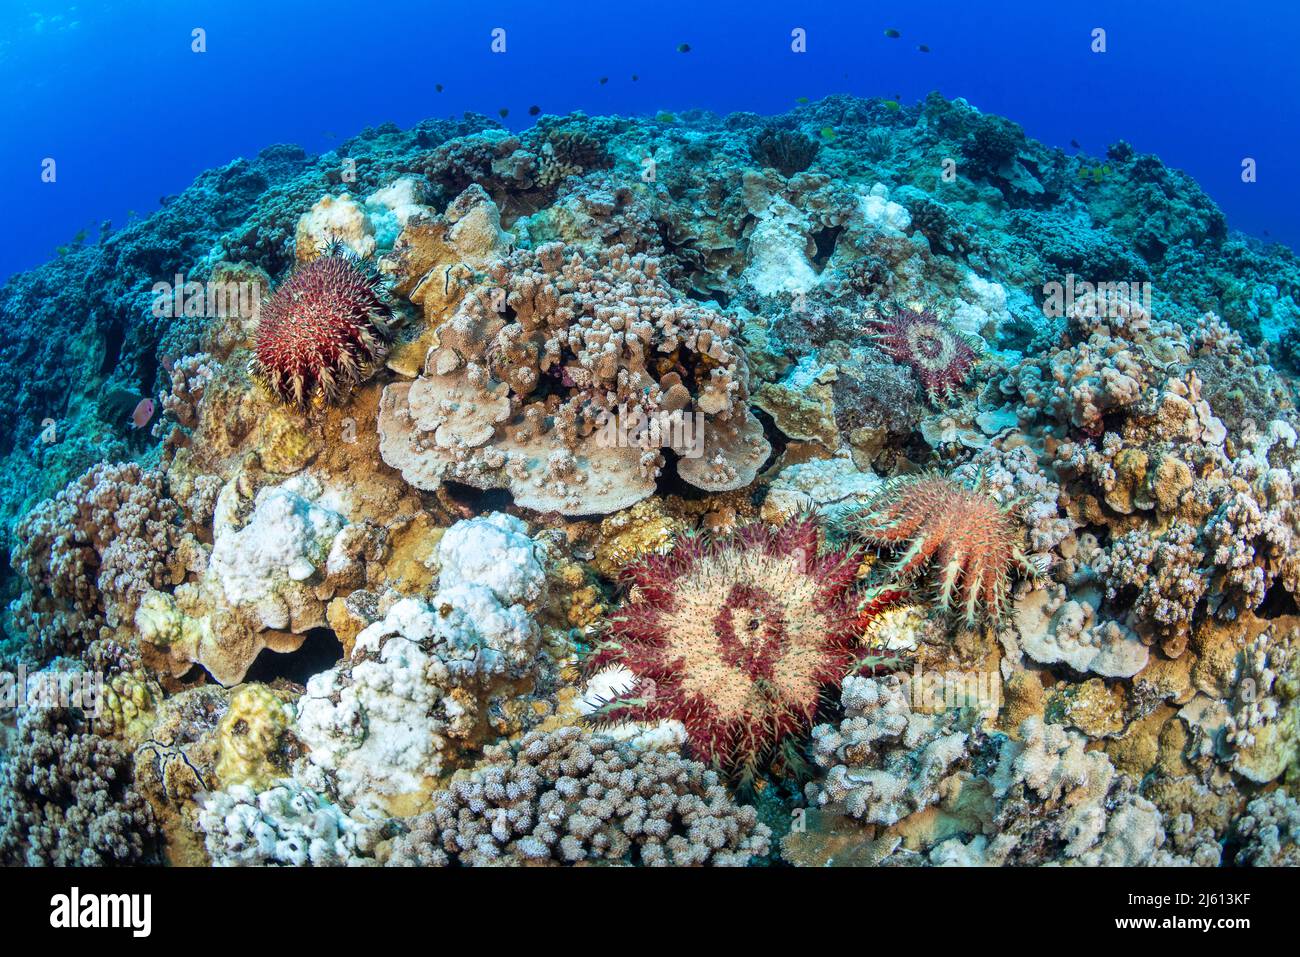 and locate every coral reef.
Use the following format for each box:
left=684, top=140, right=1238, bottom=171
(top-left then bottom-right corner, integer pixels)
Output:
left=2, top=94, right=1298, bottom=870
